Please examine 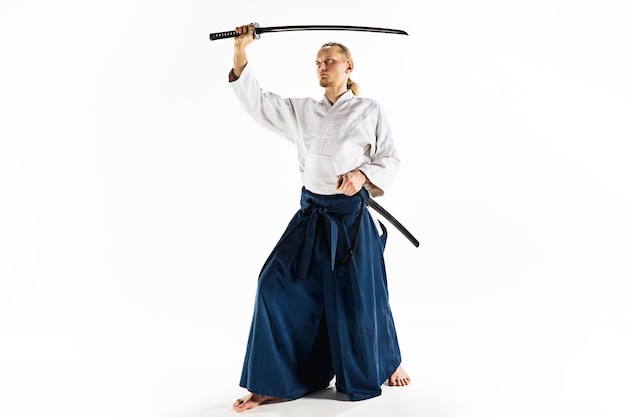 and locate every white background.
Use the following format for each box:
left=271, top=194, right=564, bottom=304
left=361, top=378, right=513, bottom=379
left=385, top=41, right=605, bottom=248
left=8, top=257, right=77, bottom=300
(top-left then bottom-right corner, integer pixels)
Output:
left=1, top=1, right=625, bottom=416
